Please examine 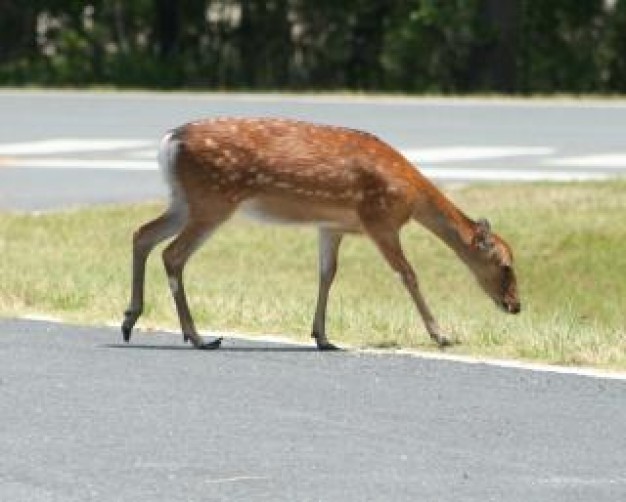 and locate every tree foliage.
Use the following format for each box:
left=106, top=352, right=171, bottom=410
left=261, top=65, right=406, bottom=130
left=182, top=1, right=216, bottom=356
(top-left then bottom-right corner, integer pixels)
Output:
left=0, top=0, right=624, bottom=93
